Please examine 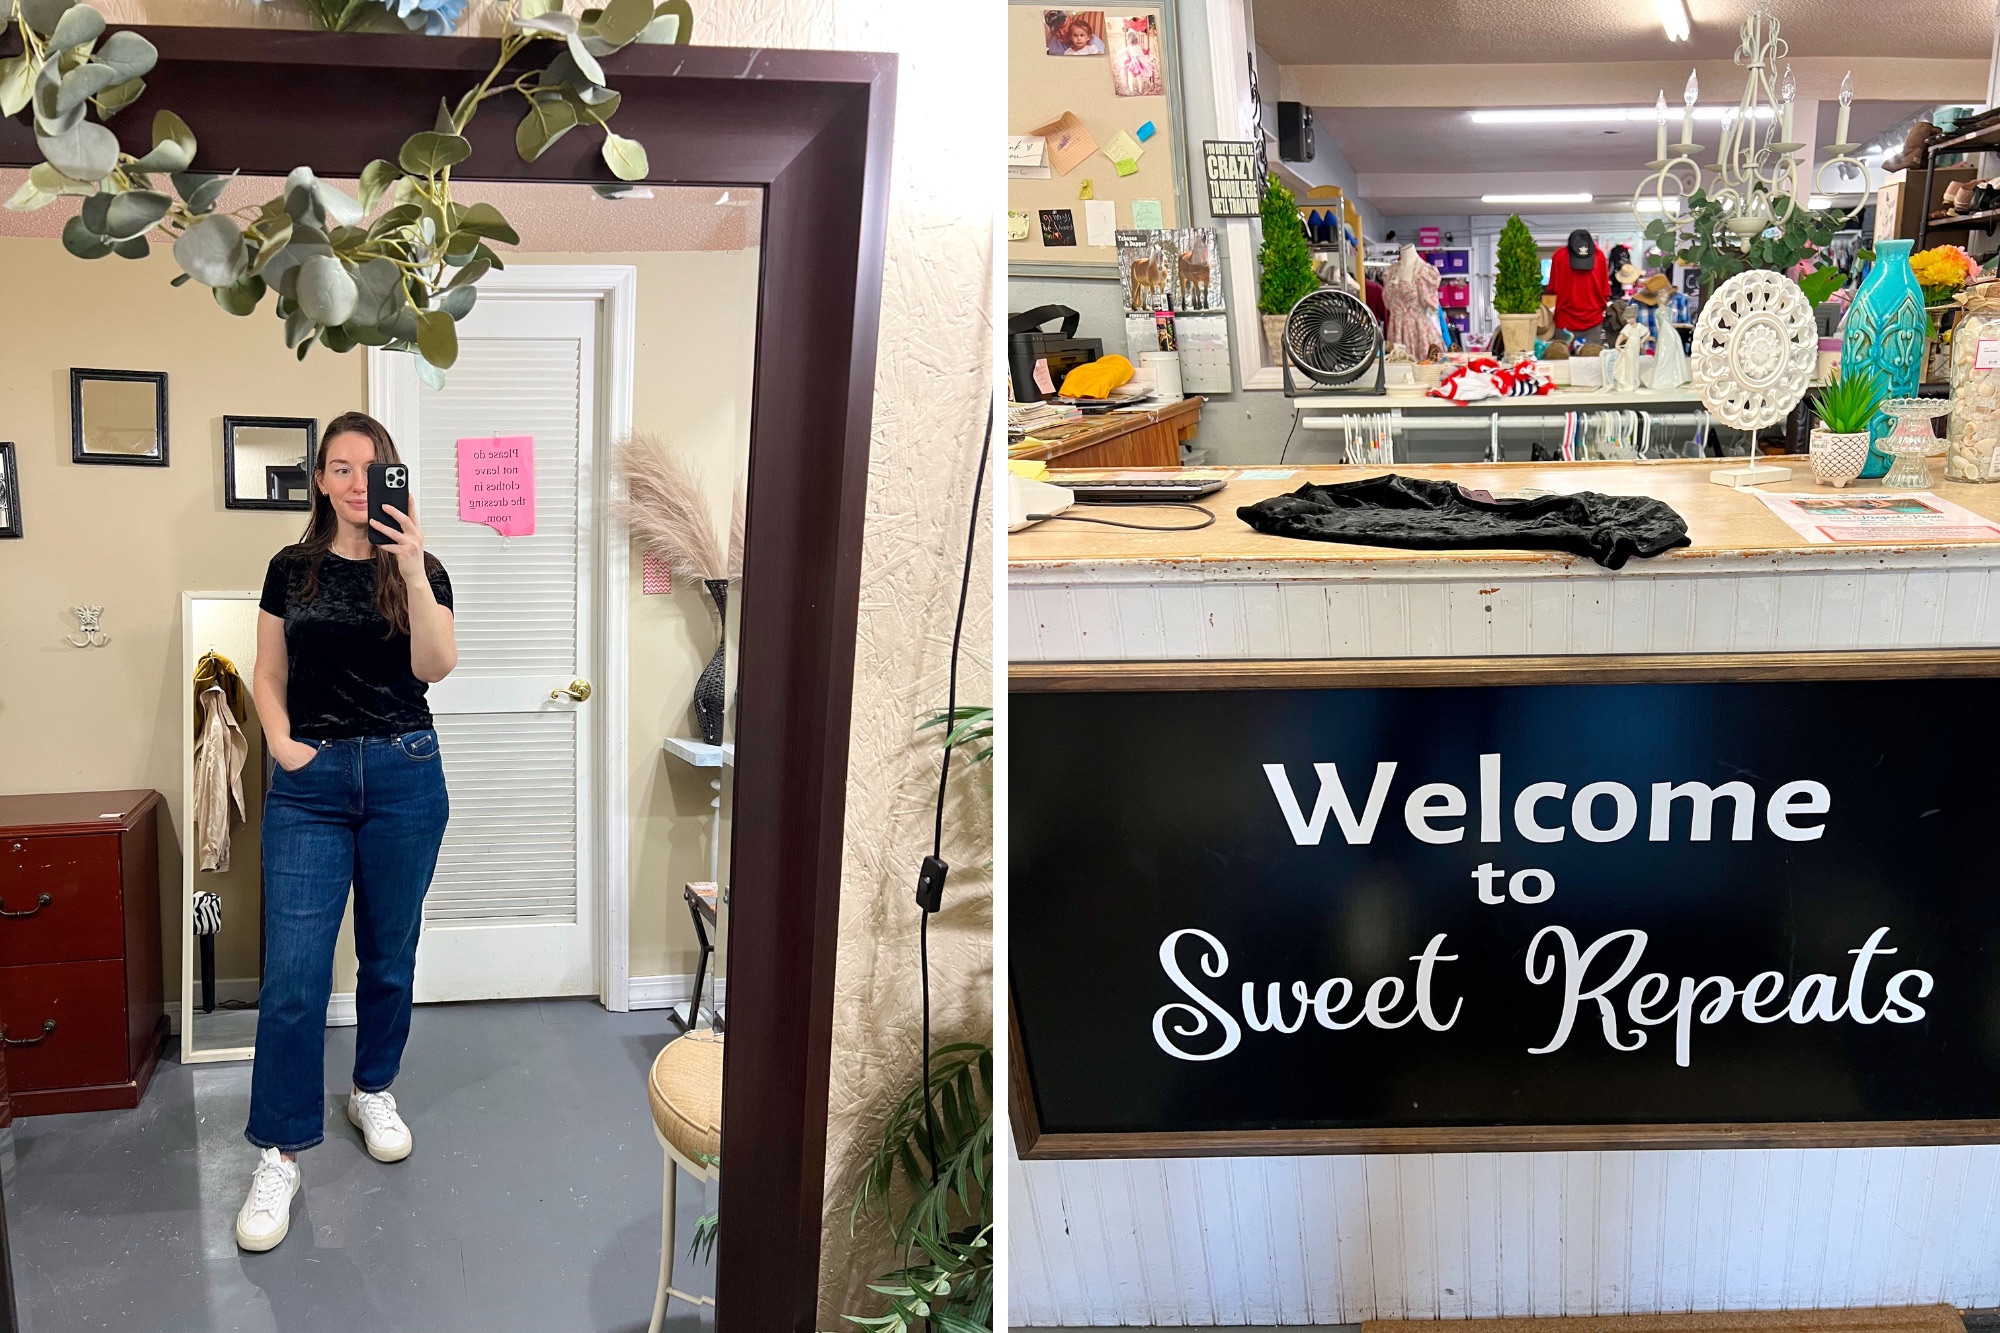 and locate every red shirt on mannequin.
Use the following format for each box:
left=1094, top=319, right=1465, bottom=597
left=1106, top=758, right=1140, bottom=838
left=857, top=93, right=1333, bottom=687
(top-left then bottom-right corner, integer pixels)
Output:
left=1546, top=247, right=1610, bottom=335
